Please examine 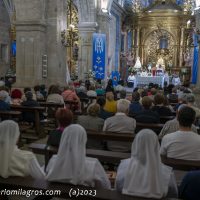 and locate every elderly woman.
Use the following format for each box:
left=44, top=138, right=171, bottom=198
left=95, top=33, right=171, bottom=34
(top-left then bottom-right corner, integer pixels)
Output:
left=21, top=87, right=37, bottom=101
left=21, top=91, right=41, bottom=123
left=47, top=85, right=64, bottom=104
left=77, top=103, right=104, bottom=149
left=46, top=85, right=65, bottom=117
left=104, top=92, right=117, bottom=113
left=62, top=85, right=81, bottom=112
left=152, top=93, right=173, bottom=116
left=135, top=96, right=160, bottom=123
left=46, top=124, right=111, bottom=189
left=87, top=85, right=97, bottom=97
left=0, top=90, right=10, bottom=111
left=47, top=108, right=73, bottom=147
left=129, top=91, right=142, bottom=116
left=11, top=89, right=23, bottom=105
left=0, top=120, right=44, bottom=178
left=115, top=129, right=178, bottom=198
left=103, top=99, right=135, bottom=152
